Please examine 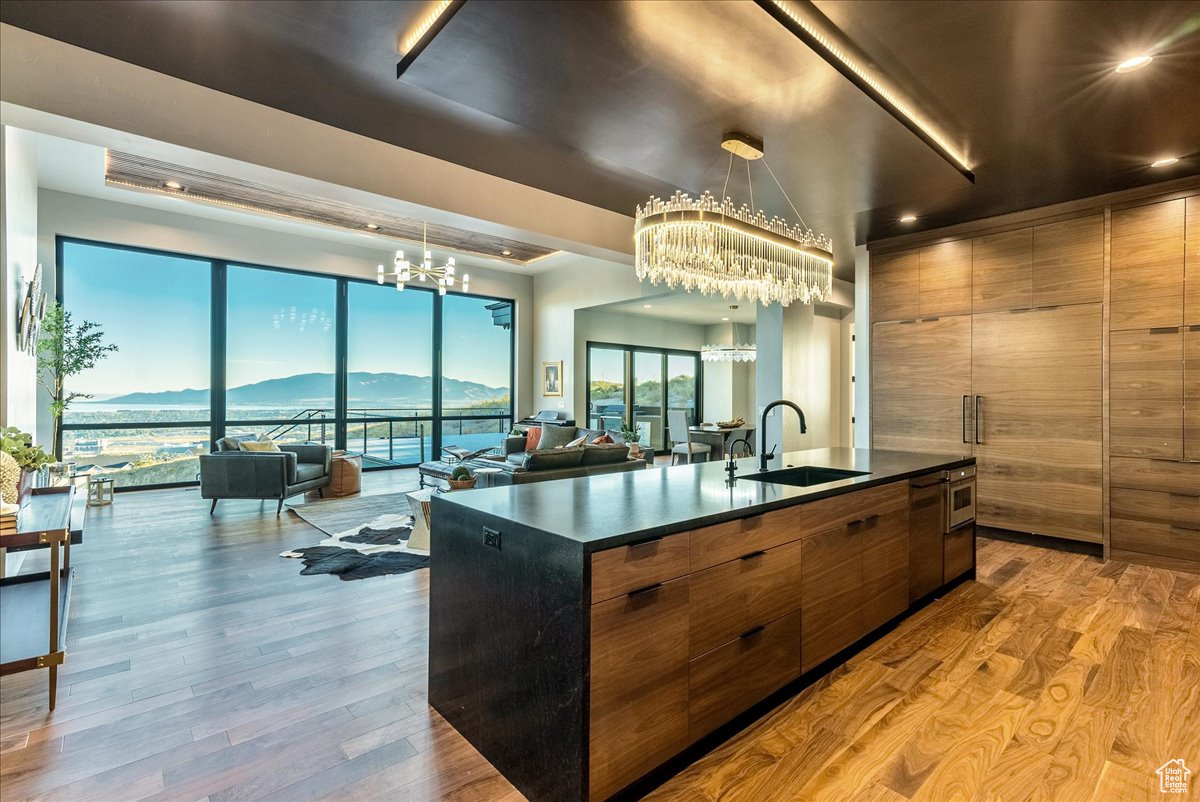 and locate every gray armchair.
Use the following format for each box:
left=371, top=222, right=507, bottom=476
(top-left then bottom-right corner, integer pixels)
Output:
left=200, top=442, right=333, bottom=515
